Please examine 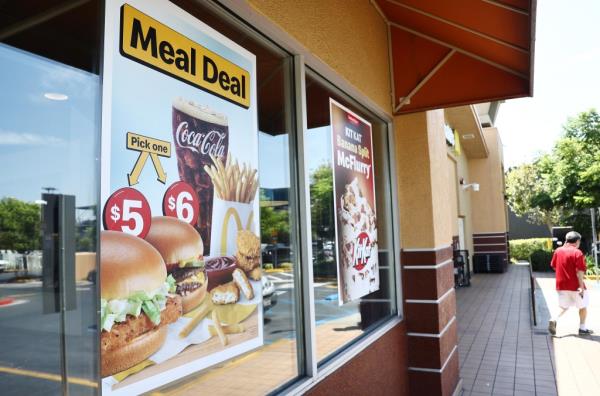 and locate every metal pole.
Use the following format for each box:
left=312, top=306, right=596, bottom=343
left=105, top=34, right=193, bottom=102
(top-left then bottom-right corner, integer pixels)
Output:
left=591, top=208, right=599, bottom=286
